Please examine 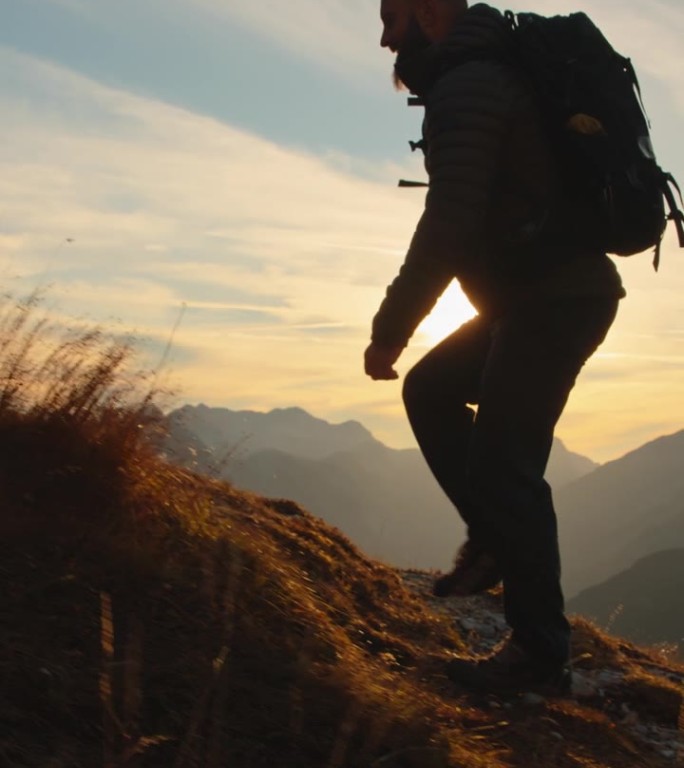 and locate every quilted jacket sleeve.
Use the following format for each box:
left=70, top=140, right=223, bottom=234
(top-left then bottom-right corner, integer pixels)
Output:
left=371, top=62, right=516, bottom=348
